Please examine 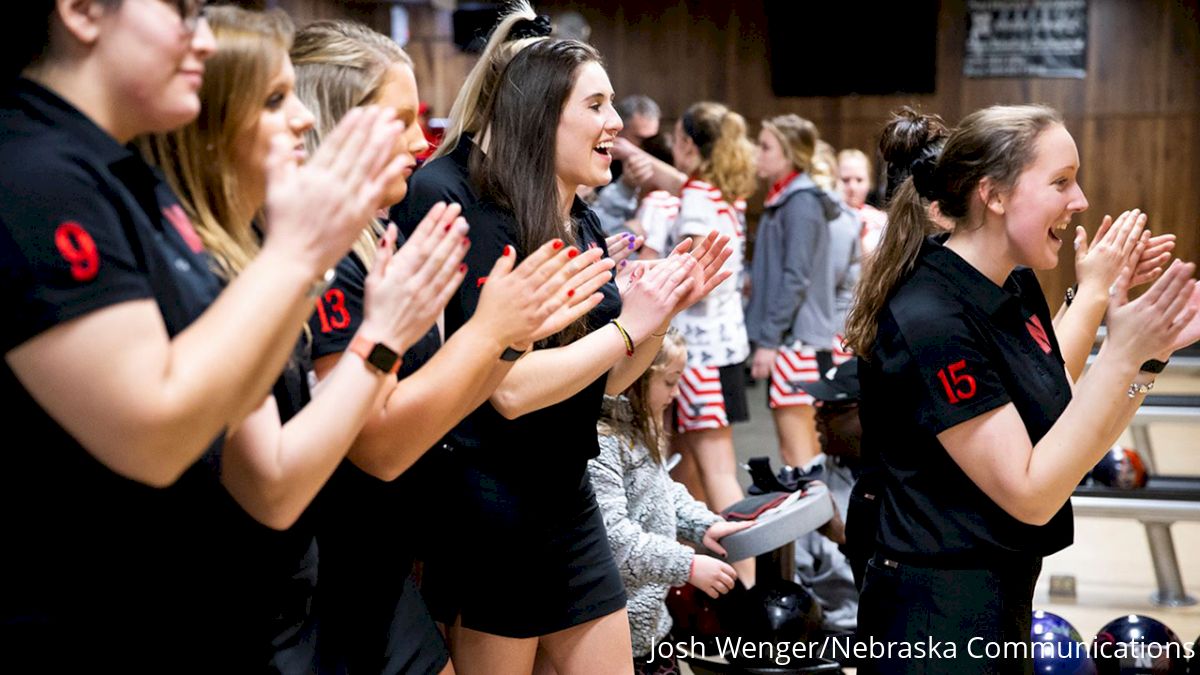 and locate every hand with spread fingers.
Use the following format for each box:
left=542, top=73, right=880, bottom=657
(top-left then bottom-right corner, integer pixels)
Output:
left=473, top=239, right=616, bottom=352
left=359, top=205, right=469, bottom=354
left=1106, top=258, right=1199, bottom=363
left=605, top=232, right=643, bottom=266
left=667, top=230, right=735, bottom=315
left=261, top=106, right=411, bottom=273
left=1073, top=209, right=1175, bottom=301
left=615, top=252, right=698, bottom=343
